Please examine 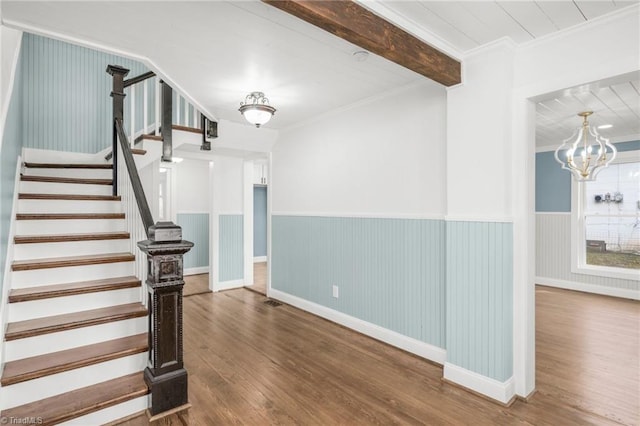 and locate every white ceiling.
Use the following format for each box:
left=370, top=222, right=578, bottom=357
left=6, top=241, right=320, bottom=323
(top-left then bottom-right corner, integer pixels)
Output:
left=2, top=1, right=638, bottom=147
left=535, top=76, right=640, bottom=149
